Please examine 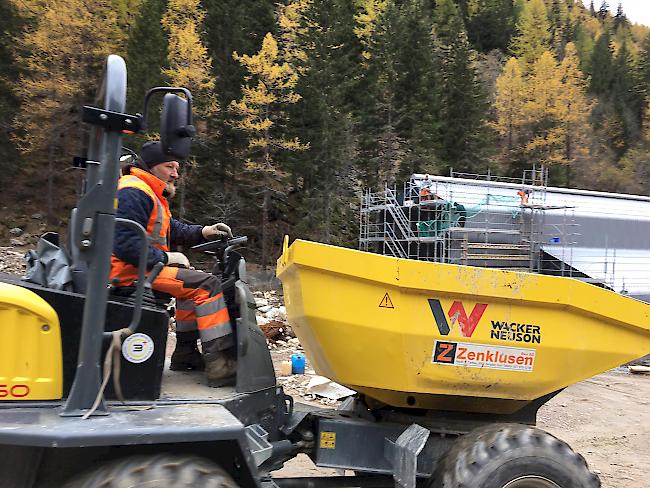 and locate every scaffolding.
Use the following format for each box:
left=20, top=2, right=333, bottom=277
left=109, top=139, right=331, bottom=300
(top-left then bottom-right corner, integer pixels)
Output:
left=359, top=167, right=578, bottom=275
